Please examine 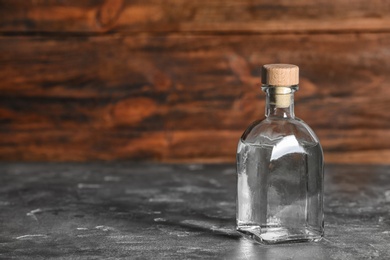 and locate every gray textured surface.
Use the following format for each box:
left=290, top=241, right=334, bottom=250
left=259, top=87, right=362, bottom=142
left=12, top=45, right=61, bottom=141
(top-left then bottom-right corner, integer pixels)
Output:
left=0, top=163, right=389, bottom=259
